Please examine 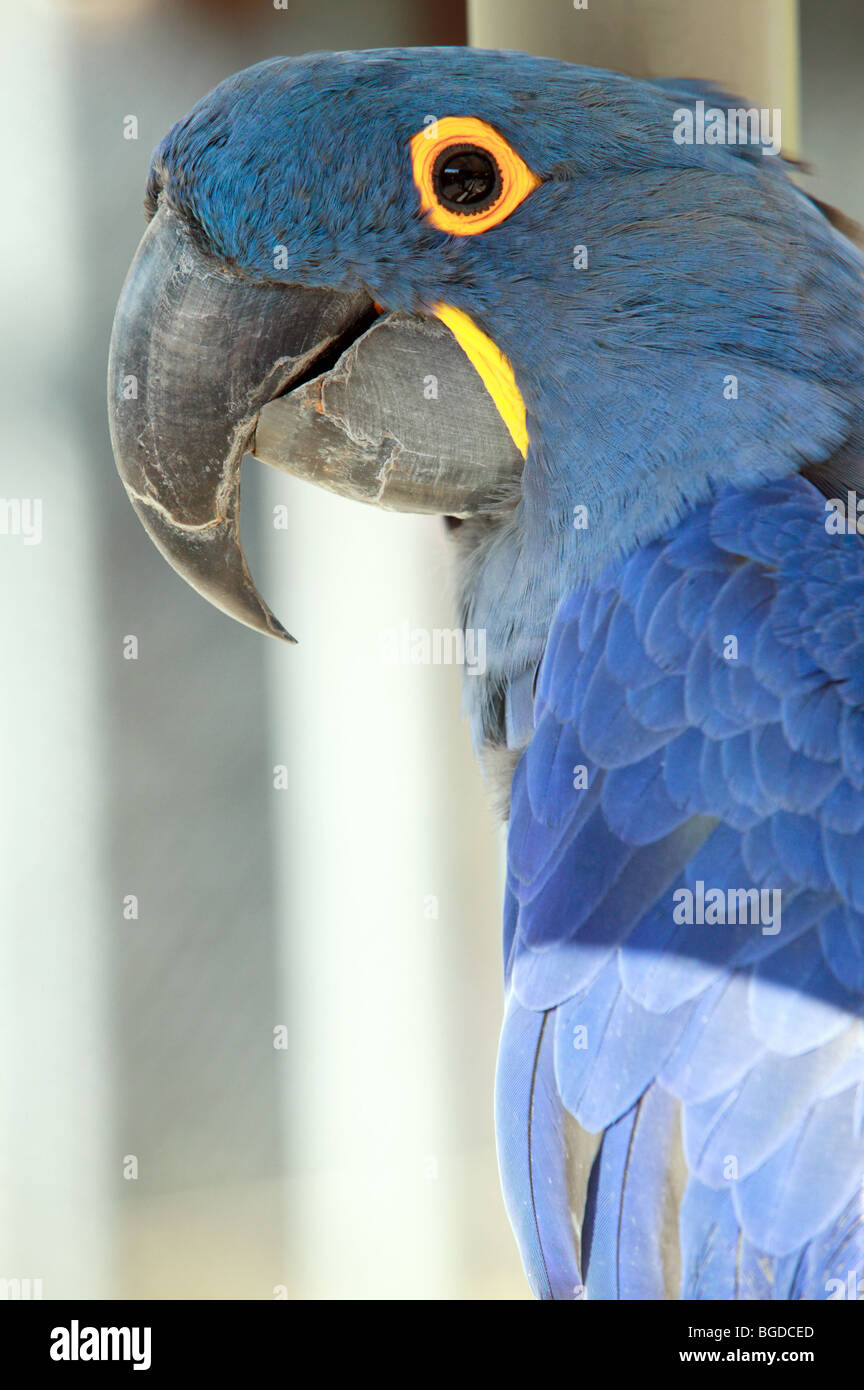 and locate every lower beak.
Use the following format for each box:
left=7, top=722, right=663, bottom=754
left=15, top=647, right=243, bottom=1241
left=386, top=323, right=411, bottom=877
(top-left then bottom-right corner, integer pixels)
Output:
left=108, top=206, right=522, bottom=639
